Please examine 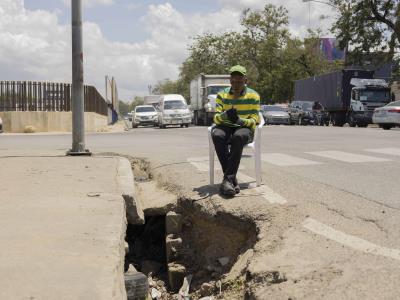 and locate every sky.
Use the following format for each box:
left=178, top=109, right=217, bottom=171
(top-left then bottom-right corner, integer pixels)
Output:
left=0, top=0, right=336, bottom=101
